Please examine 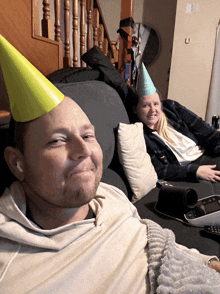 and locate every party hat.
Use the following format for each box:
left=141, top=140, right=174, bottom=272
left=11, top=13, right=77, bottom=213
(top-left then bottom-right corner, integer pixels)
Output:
left=137, top=63, right=156, bottom=97
left=0, top=35, right=64, bottom=122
